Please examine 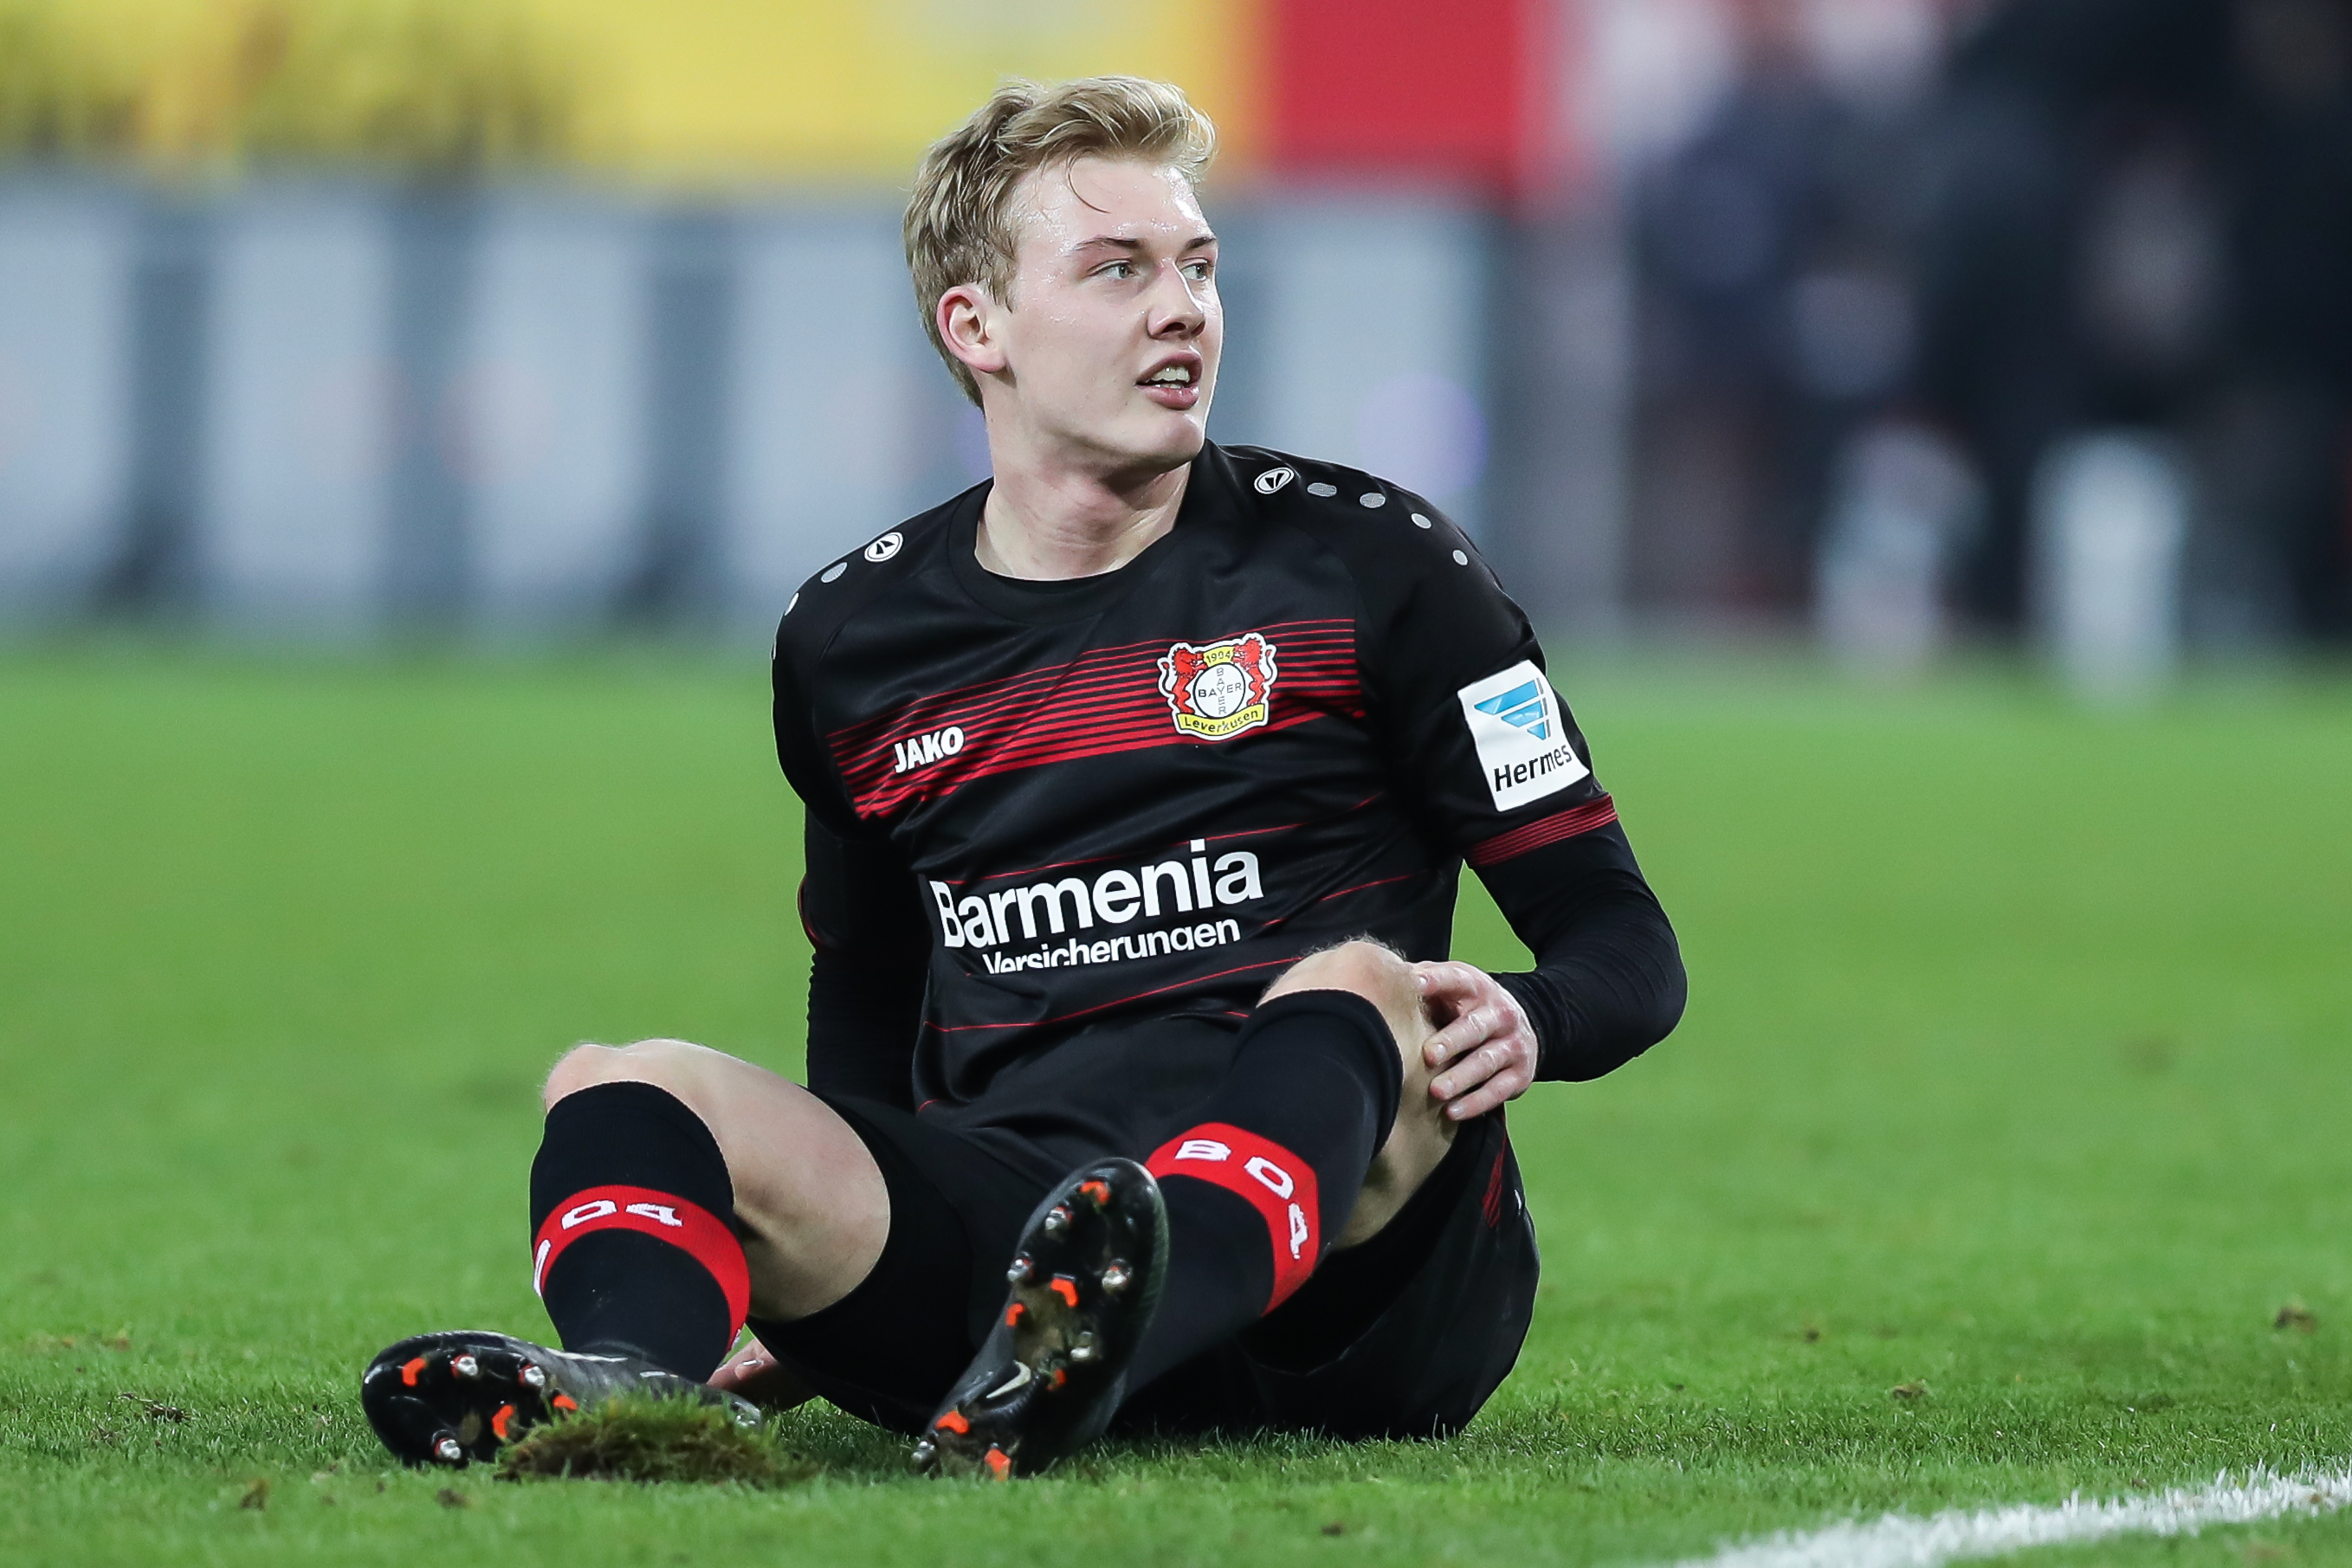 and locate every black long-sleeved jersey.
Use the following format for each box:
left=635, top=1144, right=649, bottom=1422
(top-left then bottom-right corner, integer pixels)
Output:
left=772, top=442, right=1684, bottom=1114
